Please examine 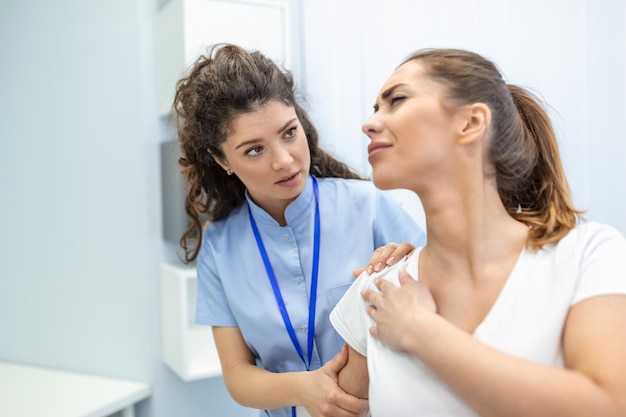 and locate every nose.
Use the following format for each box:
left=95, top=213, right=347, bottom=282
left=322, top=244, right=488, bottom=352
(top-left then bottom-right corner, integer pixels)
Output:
left=362, top=113, right=383, bottom=138
left=271, top=145, right=294, bottom=171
